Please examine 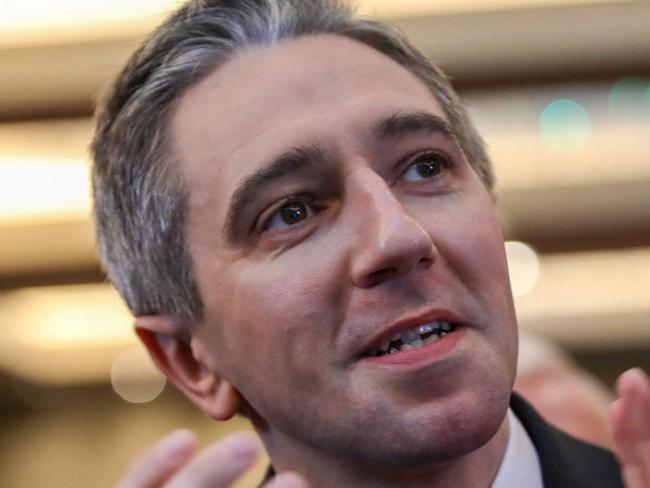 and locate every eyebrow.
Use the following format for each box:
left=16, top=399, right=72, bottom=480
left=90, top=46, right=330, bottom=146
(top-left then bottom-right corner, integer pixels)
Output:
left=224, top=144, right=329, bottom=243
left=373, top=111, right=458, bottom=143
